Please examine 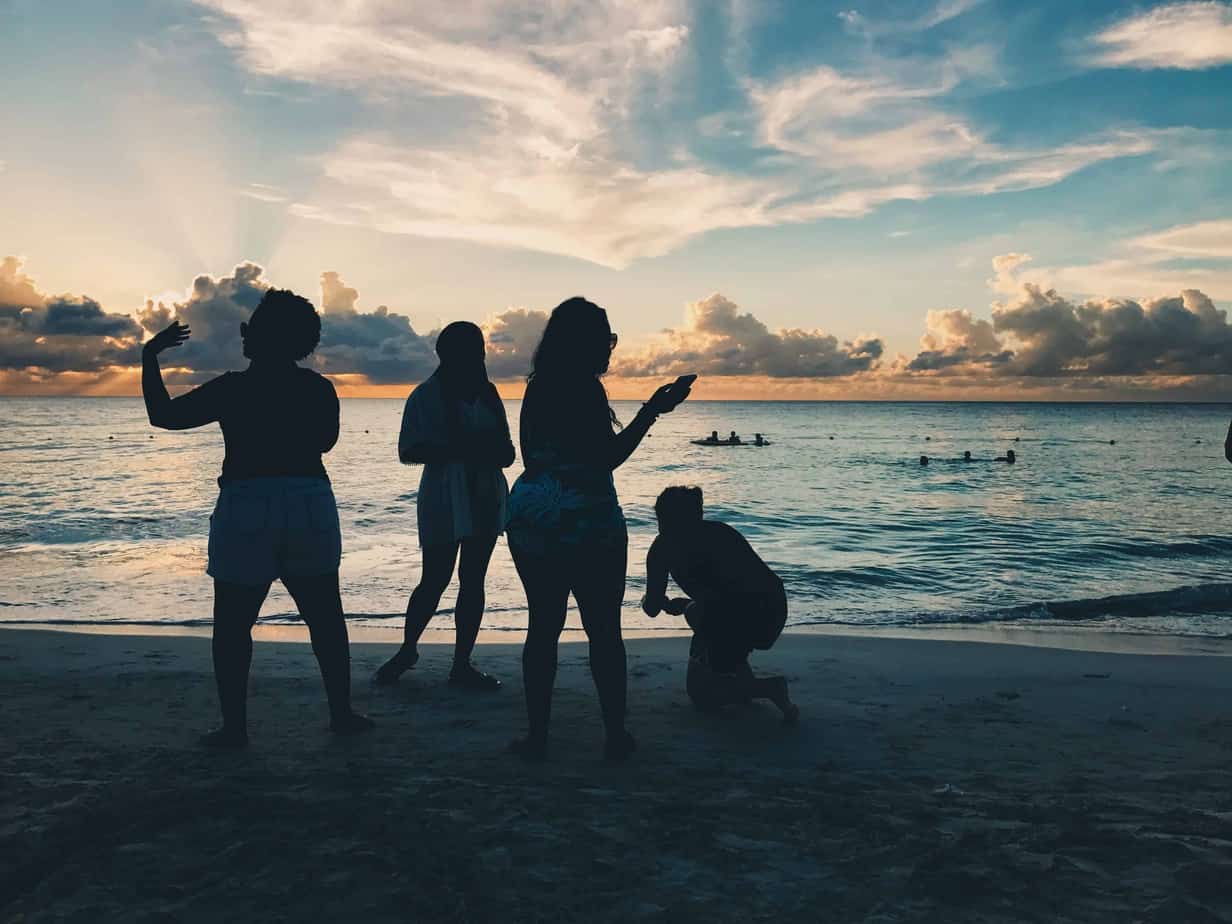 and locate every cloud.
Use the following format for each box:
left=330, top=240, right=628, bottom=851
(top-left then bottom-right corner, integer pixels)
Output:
left=133, top=263, right=441, bottom=384
left=750, top=61, right=1157, bottom=200
left=0, top=257, right=143, bottom=372
left=1091, top=2, right=1232, bottom=70
left=312, top=272, right=438, bottom=384
left=1131, top=219, right=1232, bottom=259
left=137, top=262, right=268, bottom=376
left=482, top=307, right=549, bottom=380
left=189, top=1, right=1166, bottom=268
left=614, top=293, right=883, bottom=378
left=195, top=0, right=688, bottom=146
left=295, top=138, right=781, bottom=268
left=998, top=220, right=1232, bottom=301
left=906, top=256, right=1232, bottom=377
